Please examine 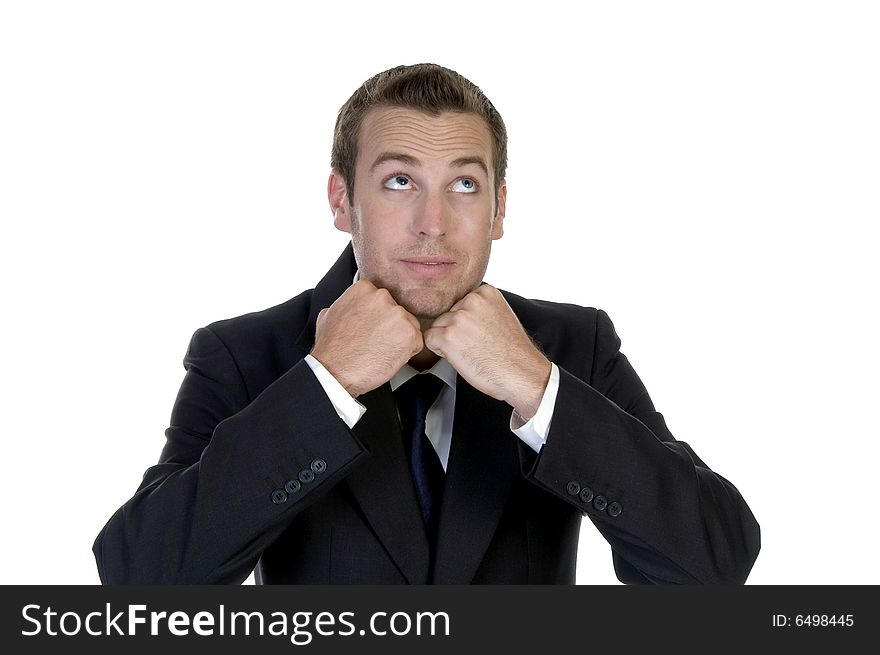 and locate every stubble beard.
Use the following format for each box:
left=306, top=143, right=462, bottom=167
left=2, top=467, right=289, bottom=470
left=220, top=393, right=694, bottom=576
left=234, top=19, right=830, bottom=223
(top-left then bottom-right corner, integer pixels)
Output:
left=349, top=215, right=492, bottom=330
